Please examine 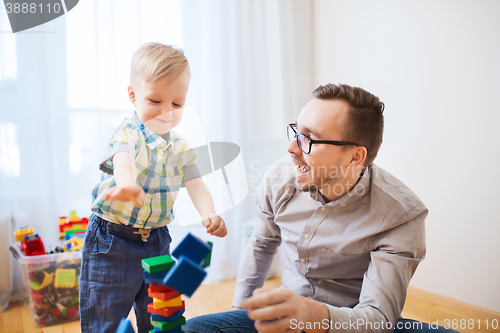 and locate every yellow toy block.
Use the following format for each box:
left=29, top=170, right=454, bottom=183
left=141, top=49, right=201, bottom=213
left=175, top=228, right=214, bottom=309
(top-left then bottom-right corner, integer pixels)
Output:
left=153, top=296, right=183, bottom=309
left=14, top=227, right=33, bottom=242
left=63, top=237, right=84, bottom=252
left=54, top=268, right=76, bottom=288
left=29, top=272, right=54, bottom=291
left=68, top=210, right=80, bottom=222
